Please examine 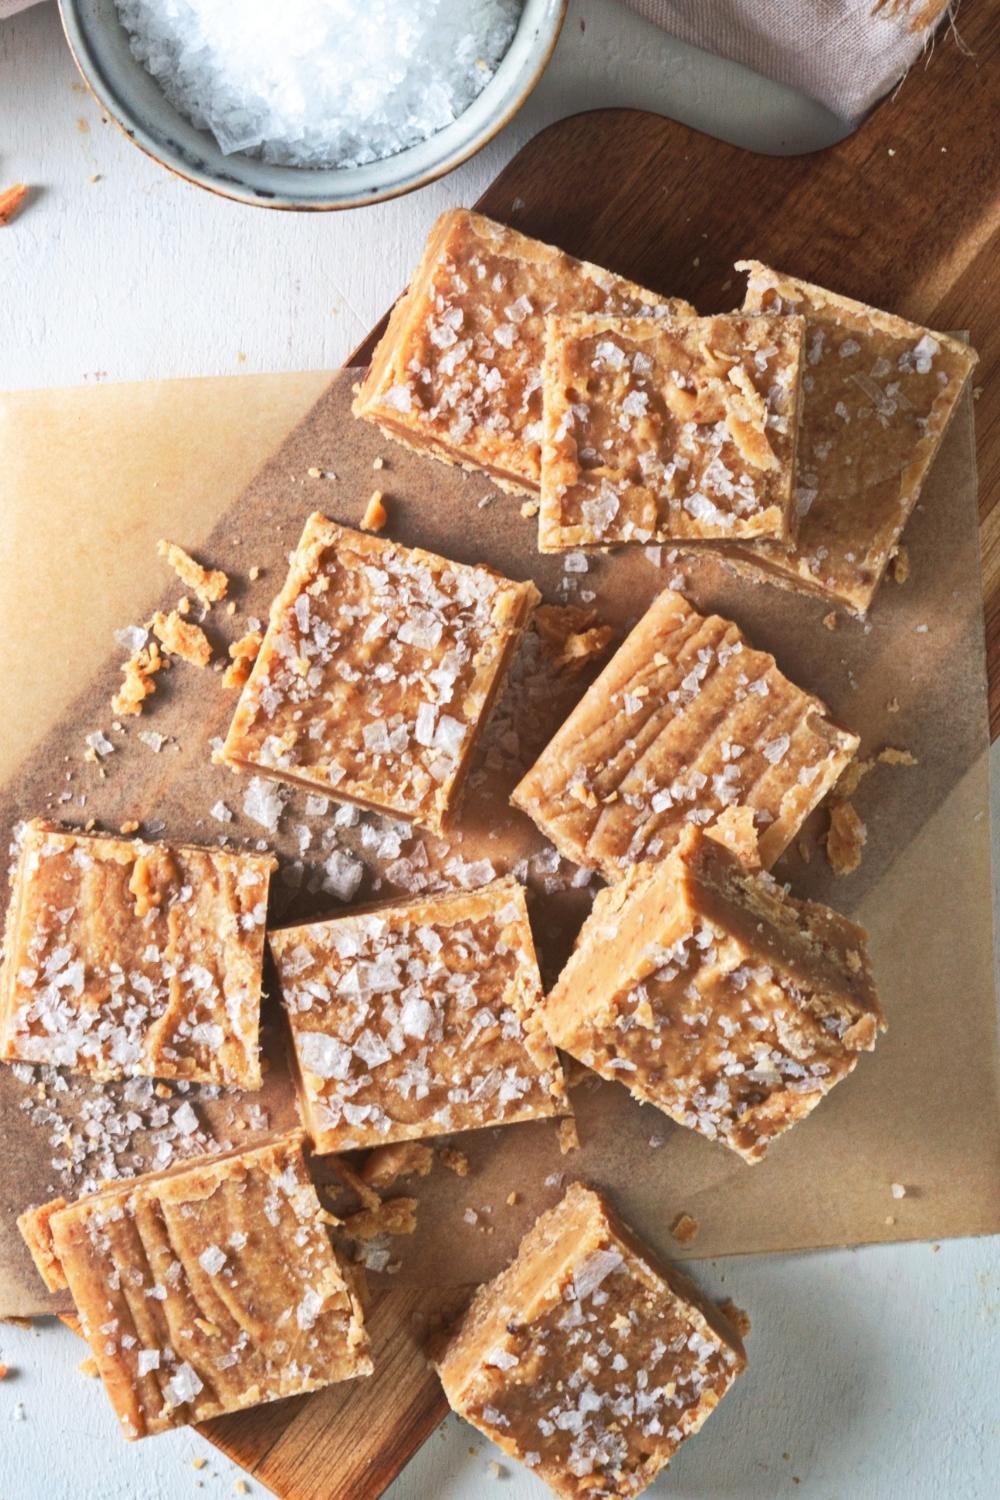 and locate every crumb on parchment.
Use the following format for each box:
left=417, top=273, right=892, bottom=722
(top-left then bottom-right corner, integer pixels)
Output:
left=222, top=630, right=263, bottom=691
left=891, top=545, right=910, bottom=584
left=0, top=183, right=29, bottom=225
left=533, top=603, right=614, bottom=674
left=361, top=1141, right=434, bottom=1190
left=152, top=610, right=212, bottom=668
left=439, top=1147, right=469, bottom=1177
left=156, top=539, right=228, bottom=607
left=111, top=638, right=165, bottom=717
left=826, top=800, right=867, bottom=876
left=343, top=1197, right=417, bottom=1240
left=670, top=1212, right=699, bottom=1245
left=557, top=1117, right=580, bottom=1154
left=361, top=490, right=388, bottom=531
